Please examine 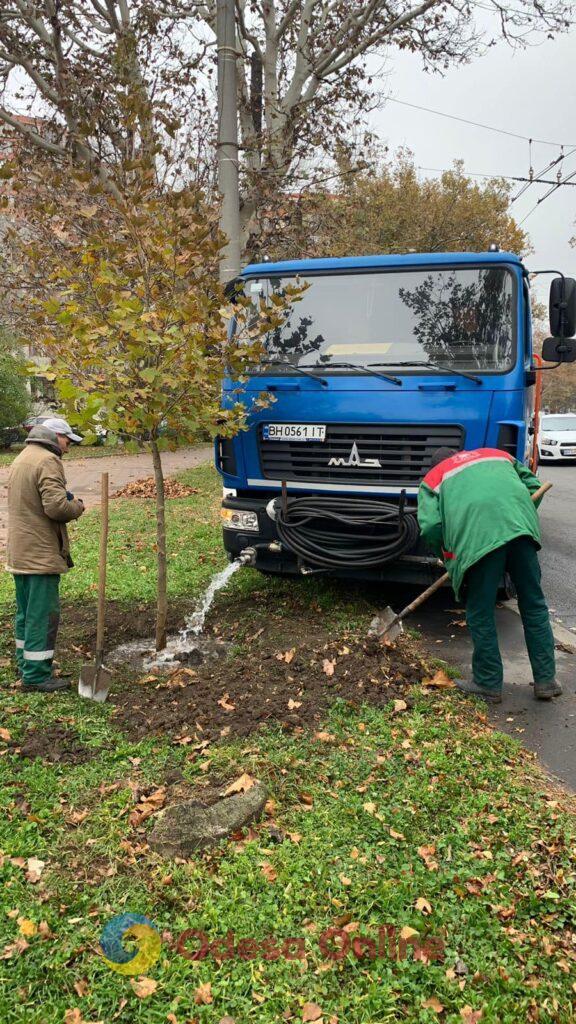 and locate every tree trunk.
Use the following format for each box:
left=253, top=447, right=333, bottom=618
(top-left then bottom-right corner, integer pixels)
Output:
left=150, top=439, right=168, bottom=650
